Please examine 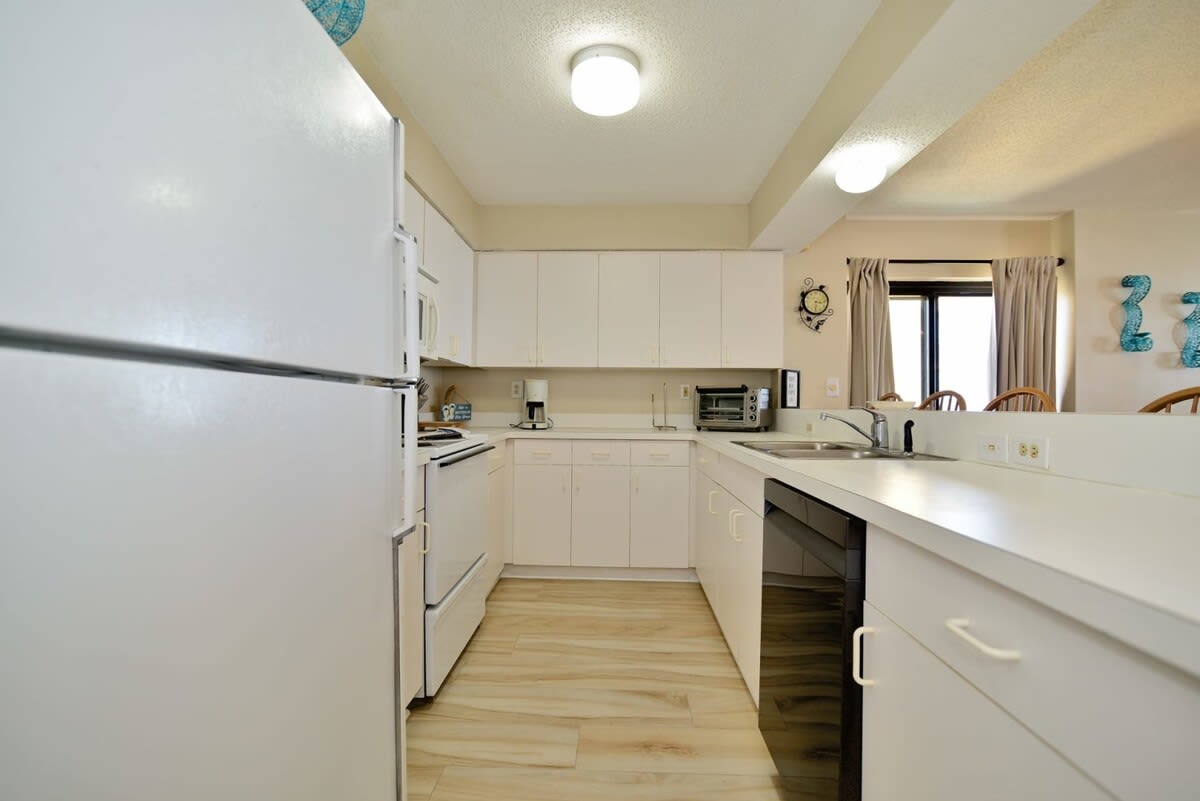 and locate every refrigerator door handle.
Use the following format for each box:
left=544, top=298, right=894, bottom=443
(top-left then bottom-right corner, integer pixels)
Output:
left=394, top=224, right=420, bottom=382
left=397, top=385, right=418, bottom=531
